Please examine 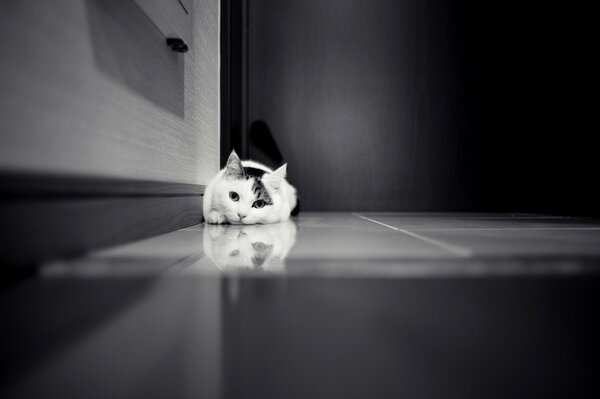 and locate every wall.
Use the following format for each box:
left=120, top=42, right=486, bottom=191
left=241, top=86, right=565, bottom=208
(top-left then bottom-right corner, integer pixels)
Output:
left=0, top=0, right=219, bottom=185
left=248, top=0, right=597, bottom=213
left=249, top=0, right=473, bottom=211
